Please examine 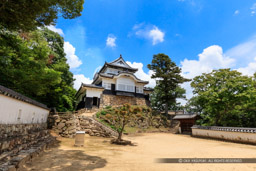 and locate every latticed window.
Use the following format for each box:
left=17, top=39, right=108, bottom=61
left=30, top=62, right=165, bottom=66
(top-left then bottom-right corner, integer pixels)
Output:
left=117, top=84, right=134, bottom=92
left=103, top=82, right=111, bottom=90
left=127, top=85, right=134, bottom=92
left=118, top=84, right=126, bottom=91
left=136, top=86, right=143, bottom=93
